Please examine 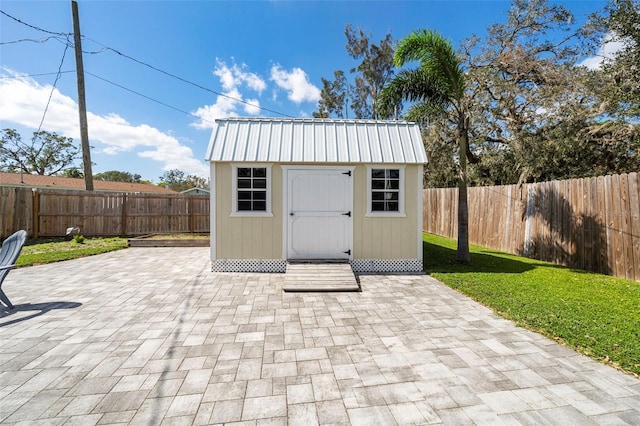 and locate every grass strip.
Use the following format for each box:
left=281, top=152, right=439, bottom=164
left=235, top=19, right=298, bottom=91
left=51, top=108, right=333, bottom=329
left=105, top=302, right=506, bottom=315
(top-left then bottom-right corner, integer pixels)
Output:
left=16, top=237, right=128, bottom=267
left=423, top=233, right=640, bottom=377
